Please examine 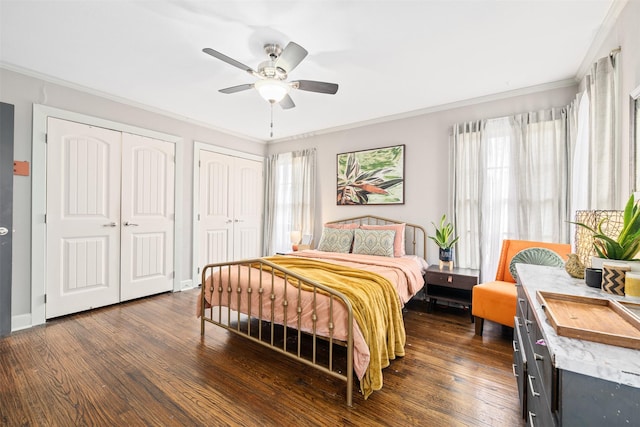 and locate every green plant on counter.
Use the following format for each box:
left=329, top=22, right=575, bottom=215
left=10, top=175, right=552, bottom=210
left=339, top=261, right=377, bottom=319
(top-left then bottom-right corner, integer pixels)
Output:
left=573, top=194, right=640, bottom=260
